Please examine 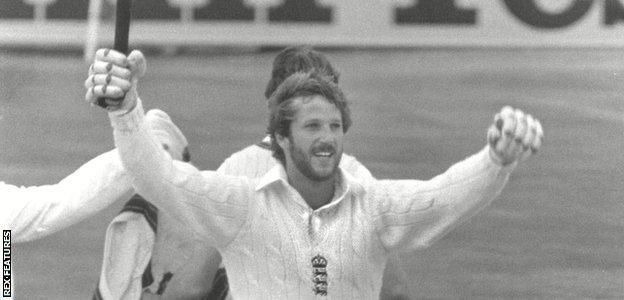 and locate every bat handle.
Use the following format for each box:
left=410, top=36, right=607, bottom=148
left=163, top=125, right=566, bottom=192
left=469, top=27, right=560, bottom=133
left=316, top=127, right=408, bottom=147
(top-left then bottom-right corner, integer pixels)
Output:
left=97, top=0, right=132, bottom=108
left=113, top=0, right=131, bottom=55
